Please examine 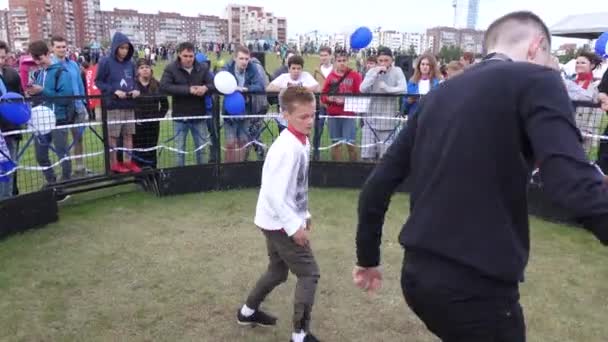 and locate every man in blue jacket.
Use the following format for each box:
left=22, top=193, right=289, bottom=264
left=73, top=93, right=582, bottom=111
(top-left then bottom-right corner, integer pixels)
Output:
left=221, top=46, right=264, bottom=162
left=95, top=32, right=141, bottom=174
left=26, top=40, right=74, bottom=186
left=50, top=35, right=90, bottom=177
